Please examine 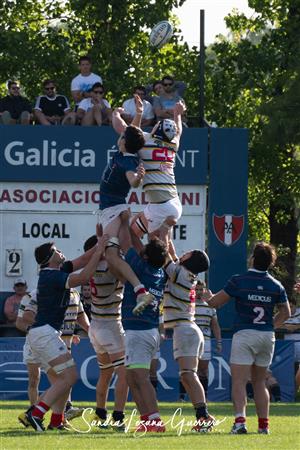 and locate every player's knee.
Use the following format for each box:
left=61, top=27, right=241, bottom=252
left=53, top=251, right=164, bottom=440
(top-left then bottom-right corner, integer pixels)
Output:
left=180, top=369, right=197, bottom=384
